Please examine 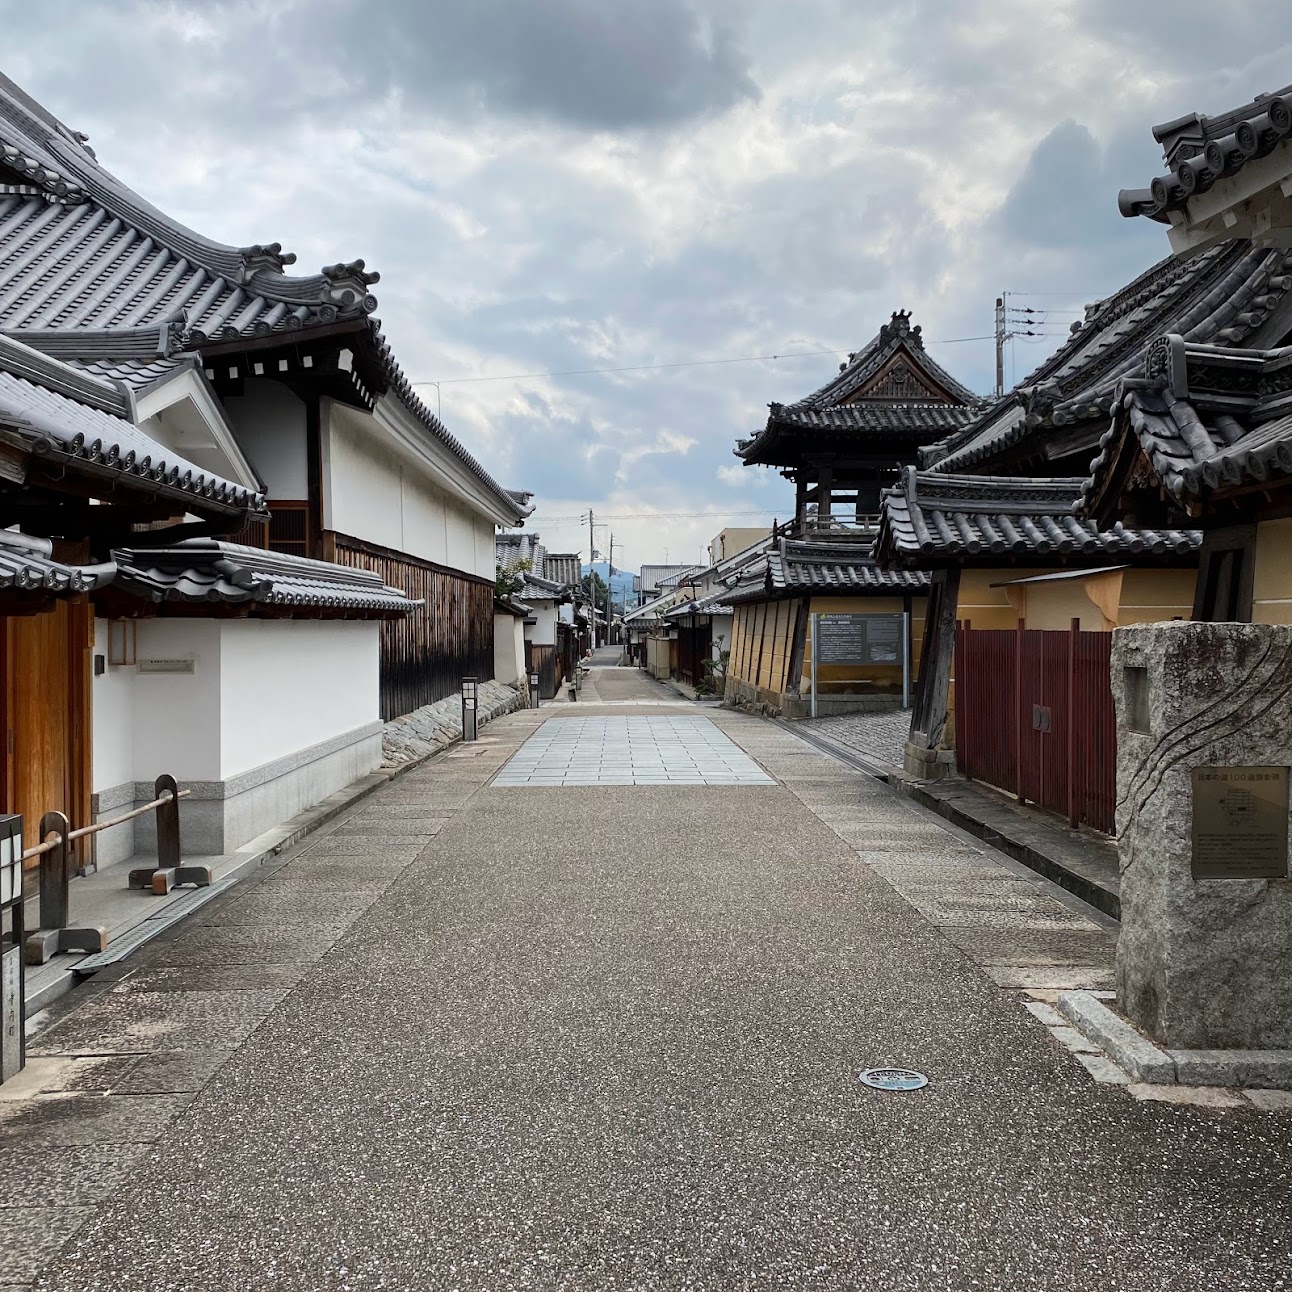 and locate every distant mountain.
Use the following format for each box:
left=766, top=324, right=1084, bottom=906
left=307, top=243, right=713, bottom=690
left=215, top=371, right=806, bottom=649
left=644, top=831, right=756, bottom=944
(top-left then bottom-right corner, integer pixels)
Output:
left=588, top=561, right=637, bottom=613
